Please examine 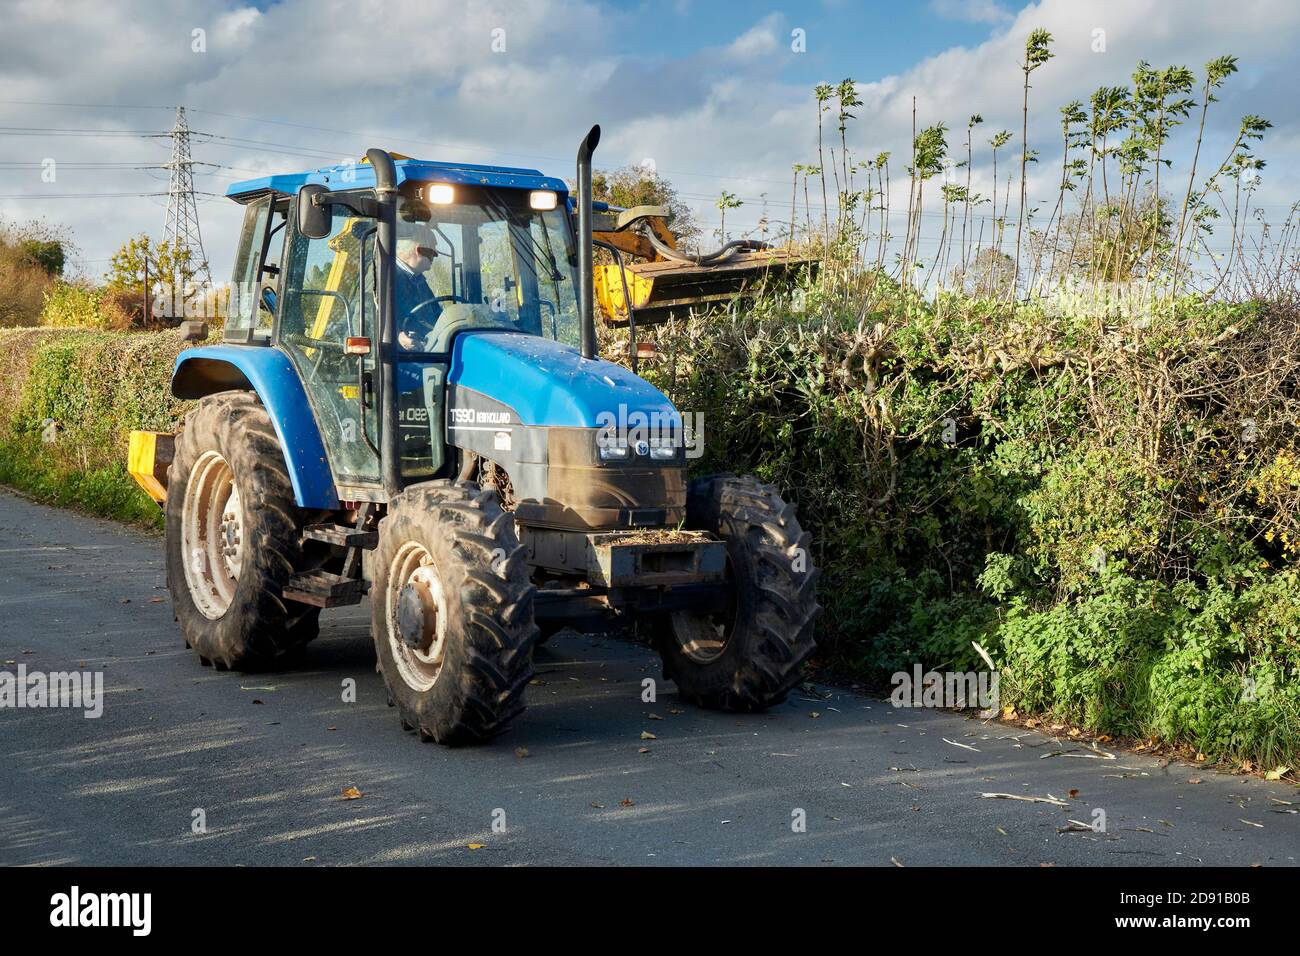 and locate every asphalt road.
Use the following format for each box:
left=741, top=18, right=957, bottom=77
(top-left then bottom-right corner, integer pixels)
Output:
left=0, top=488, right=1296, bottom=867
